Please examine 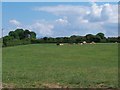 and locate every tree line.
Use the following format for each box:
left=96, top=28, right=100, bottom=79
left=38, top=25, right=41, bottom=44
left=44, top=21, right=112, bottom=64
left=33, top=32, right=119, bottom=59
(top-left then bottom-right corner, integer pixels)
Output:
left=3, top=29, right=36, bottom=47
left=2, top=29, right=119, bottom=47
